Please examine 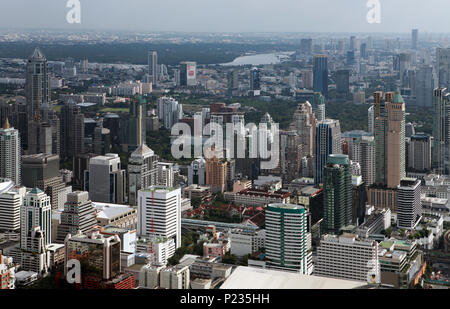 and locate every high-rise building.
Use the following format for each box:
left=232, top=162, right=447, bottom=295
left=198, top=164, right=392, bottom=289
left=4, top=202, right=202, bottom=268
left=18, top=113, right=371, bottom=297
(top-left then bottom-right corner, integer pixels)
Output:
left=336, top=69, right=350, bottom=100
left=21, top=153, right=66, bottom=210
left=368, top=105, right=374, bottom=134
left=86, top=154, right=126, bottom=204
left=128, top=144, right=159, bottom=206
left=205, top=153, right=228, bottom=193
left=412, top=29, right=418, bottom=50
left=315, top=234, right=380, bottom=283
left=227, top=70, right=239, bottom=91
left=25, top=48, right=50, bottom=120
left=0, top=119, right=21, bottom=185
left=180, top=61, right=197, bottom=86
left=126, top=99, right=147, bottom=152
left=397, top=53, right=411, bottom=84
left=373, top=92, right=406, bottom=188
left=314, top=119, right=342, bottom=184
left=300, top=38, right=313, bottom=55
left=157, top=162, right=174, bottom=187
left=415, top=65, right=434, bottom=108
left=137, top=186, right=181, bottom=257
left=250, top=67, right=261, bottom=91
left=56, top=191, right=97, bottom=243
left=408, top=134, right=432, bottom=172
left=313, top=55, right=328, bottom=98
left=60, top=100, right=84, bottom=159
left=148, top=51, right=158, bottom=86
left=352, top=135, right=376, bottom=186
left=290, top=102, right=316, bottom=157
left=157, top=97, right=183, bottom=129
left=437, top=48, right=450, bottom=89
left=20, top=188, right=52, bottom=275
left=432, top=88, right=450, bottom=174
left=188, top=157, right=206, bottom=185
left=0, top=181, right=24, bottom=232
left=397, top=178, right=422, bottom=230
left=322, top=154, right=352, bottom=234
left=265, top=203, right=313, bottom=274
